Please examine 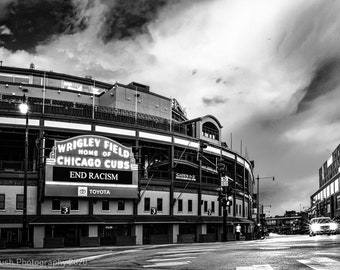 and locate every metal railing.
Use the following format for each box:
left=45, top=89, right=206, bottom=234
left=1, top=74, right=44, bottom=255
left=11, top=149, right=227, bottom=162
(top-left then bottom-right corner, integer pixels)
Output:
left=0, top=99, right=189, bottom=135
